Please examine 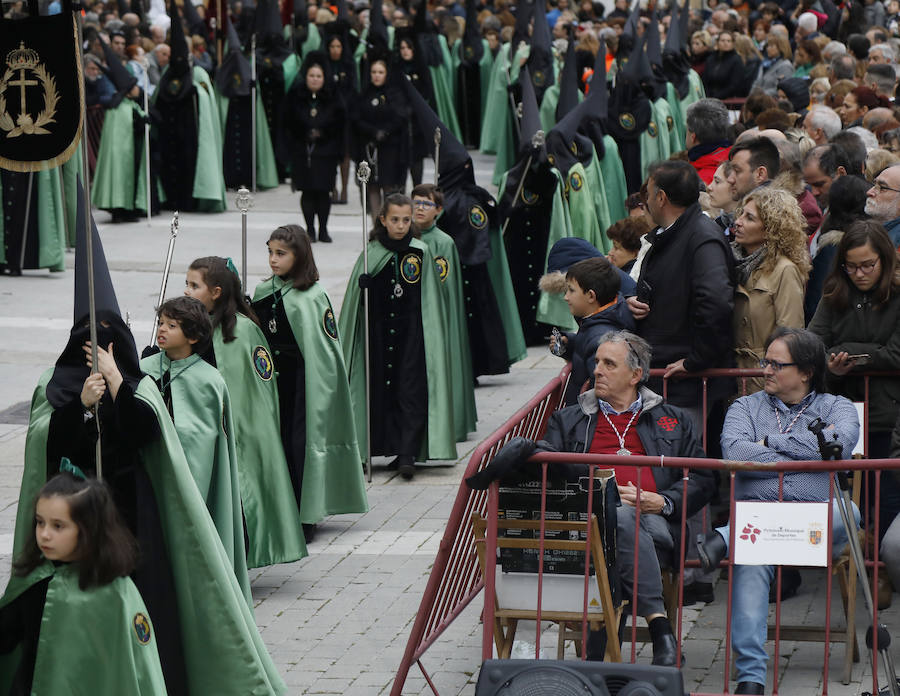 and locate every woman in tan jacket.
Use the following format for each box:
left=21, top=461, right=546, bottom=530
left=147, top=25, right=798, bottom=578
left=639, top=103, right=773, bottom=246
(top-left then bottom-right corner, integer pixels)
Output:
left=731, top=186, right=811, bottom=394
